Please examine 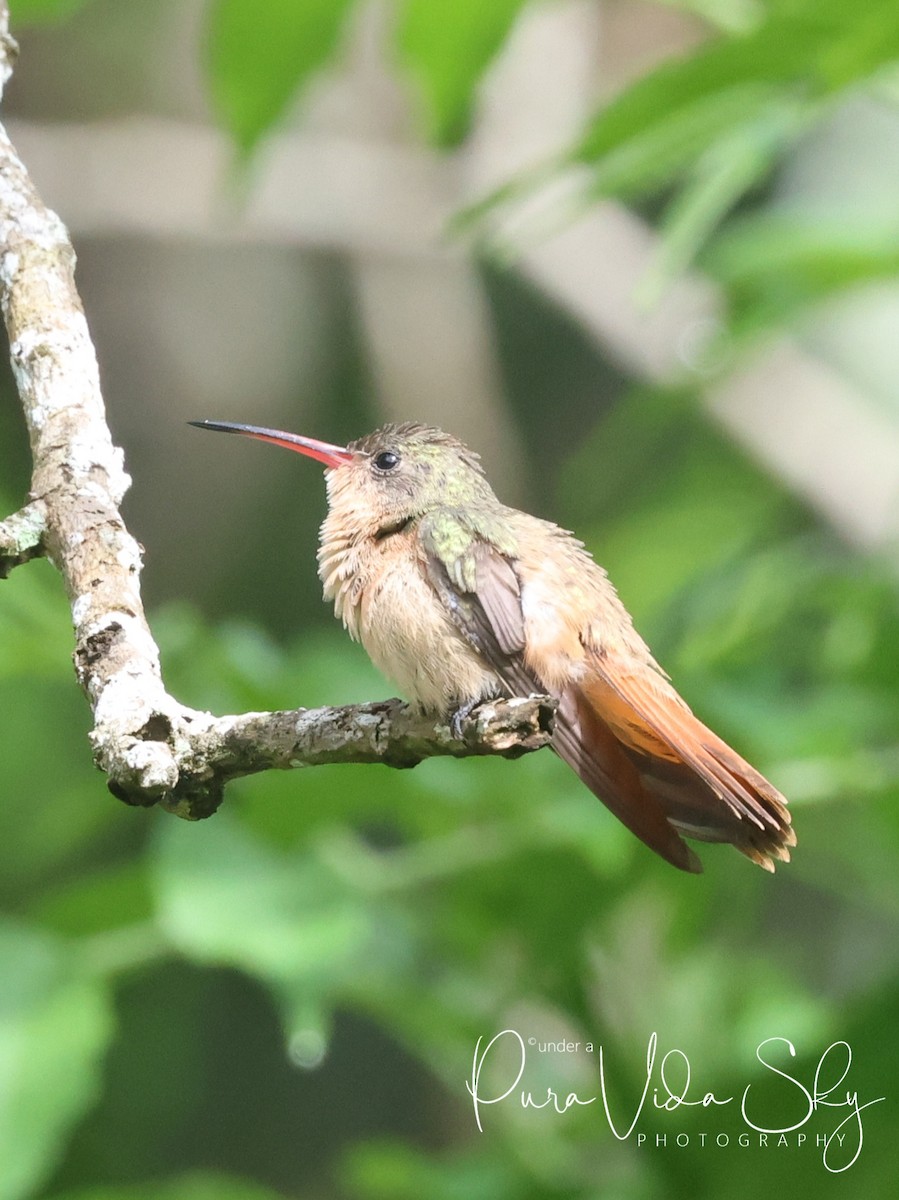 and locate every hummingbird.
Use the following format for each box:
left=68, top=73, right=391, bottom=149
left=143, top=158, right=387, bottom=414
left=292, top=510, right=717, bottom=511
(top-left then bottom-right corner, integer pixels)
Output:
left=190, top=419, right=795, bottom=874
